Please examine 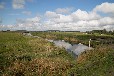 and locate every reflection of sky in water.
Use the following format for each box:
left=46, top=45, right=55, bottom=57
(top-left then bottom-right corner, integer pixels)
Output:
left=54, top=40, right=72, bottom=50
left=48, top=40, right=92, bottom=55
left=71, top=44, right=90, bottom=55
